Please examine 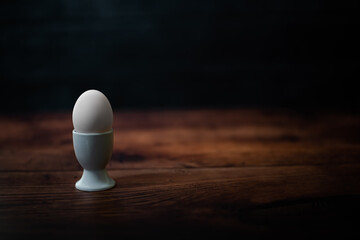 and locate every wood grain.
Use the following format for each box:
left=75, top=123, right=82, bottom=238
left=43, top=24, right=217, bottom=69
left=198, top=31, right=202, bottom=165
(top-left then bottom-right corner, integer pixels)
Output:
left=0, top=109, right=360, bottom=239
